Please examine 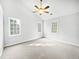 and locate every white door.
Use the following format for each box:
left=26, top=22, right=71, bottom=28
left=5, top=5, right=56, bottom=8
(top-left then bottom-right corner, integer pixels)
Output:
left=0, top=5, right=3, bottom=57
